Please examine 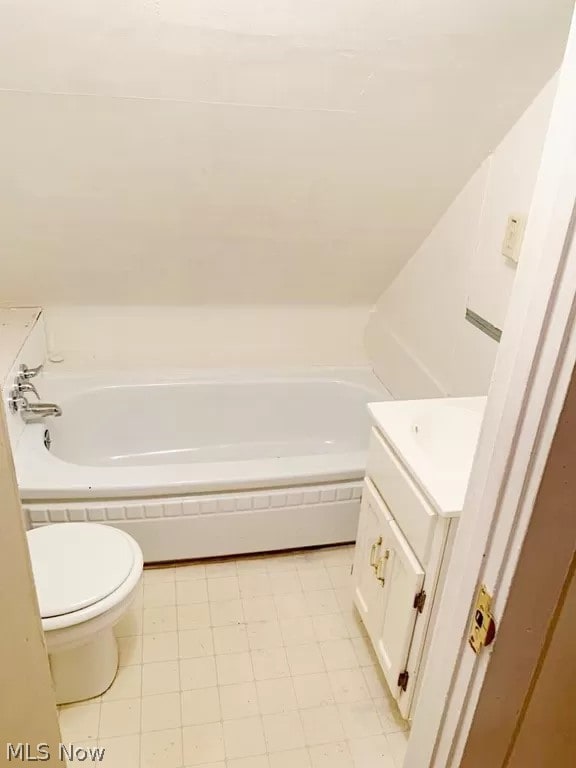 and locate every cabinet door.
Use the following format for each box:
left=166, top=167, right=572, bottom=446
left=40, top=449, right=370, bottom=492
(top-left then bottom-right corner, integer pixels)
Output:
left=375, top=515, right=425, bottom=698
left=352, top=480, right=390, bottom=642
